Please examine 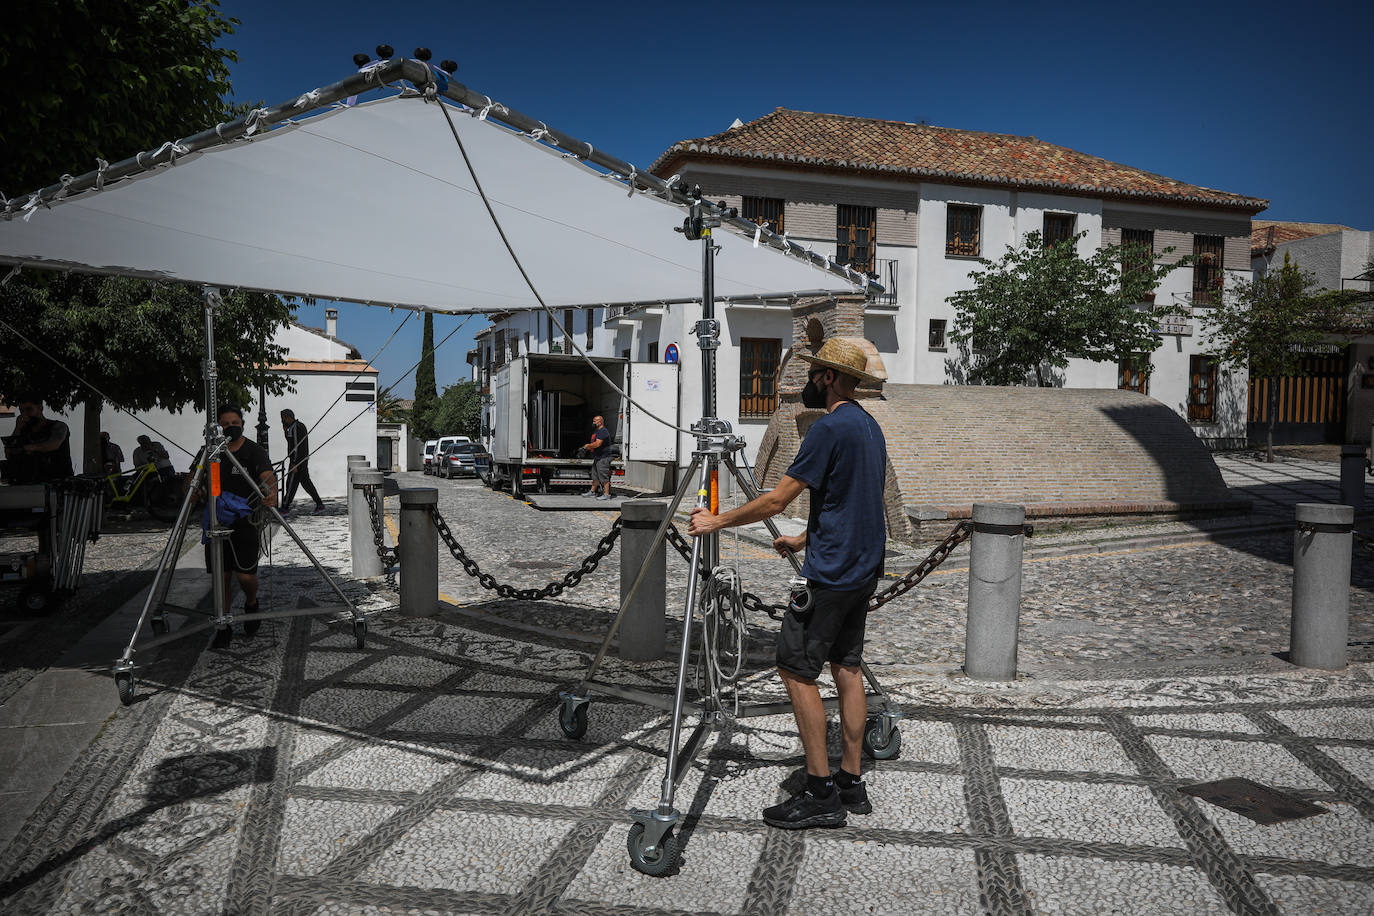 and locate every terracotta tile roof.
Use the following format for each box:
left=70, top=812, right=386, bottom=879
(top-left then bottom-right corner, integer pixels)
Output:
left=651, top=108, right=1268, bottom=212
left=1251, top=219, right=1355, bottom=255
left=268, top=359, right=378, bottom=374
